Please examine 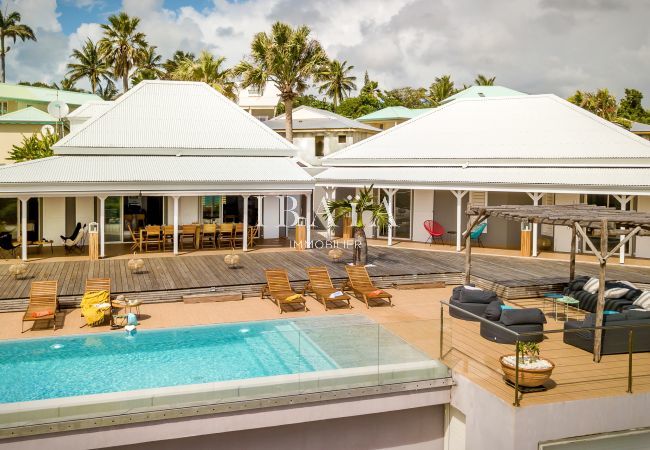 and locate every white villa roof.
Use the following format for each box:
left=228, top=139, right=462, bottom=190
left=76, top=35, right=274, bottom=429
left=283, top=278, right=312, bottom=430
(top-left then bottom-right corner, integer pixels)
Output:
left=66, top=101, right=113, bottom=120
left=0, top=156, right=313, bottom=194
left=315, top=166, right=650, bottom=195
left=54, top=81, right=296, bottom=156
left=323, top=95, right=650, bottom=165
left=265, top=106, right=380, bottom=132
